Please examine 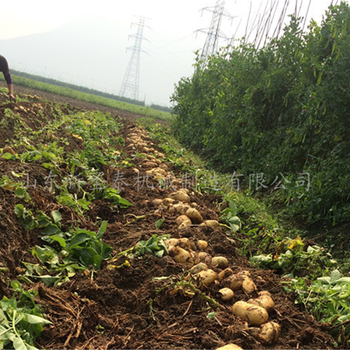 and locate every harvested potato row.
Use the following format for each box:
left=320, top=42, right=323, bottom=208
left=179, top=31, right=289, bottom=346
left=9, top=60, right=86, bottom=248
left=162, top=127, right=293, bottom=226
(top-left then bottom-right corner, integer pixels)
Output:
left=164, top=238, right=208, bottom=252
